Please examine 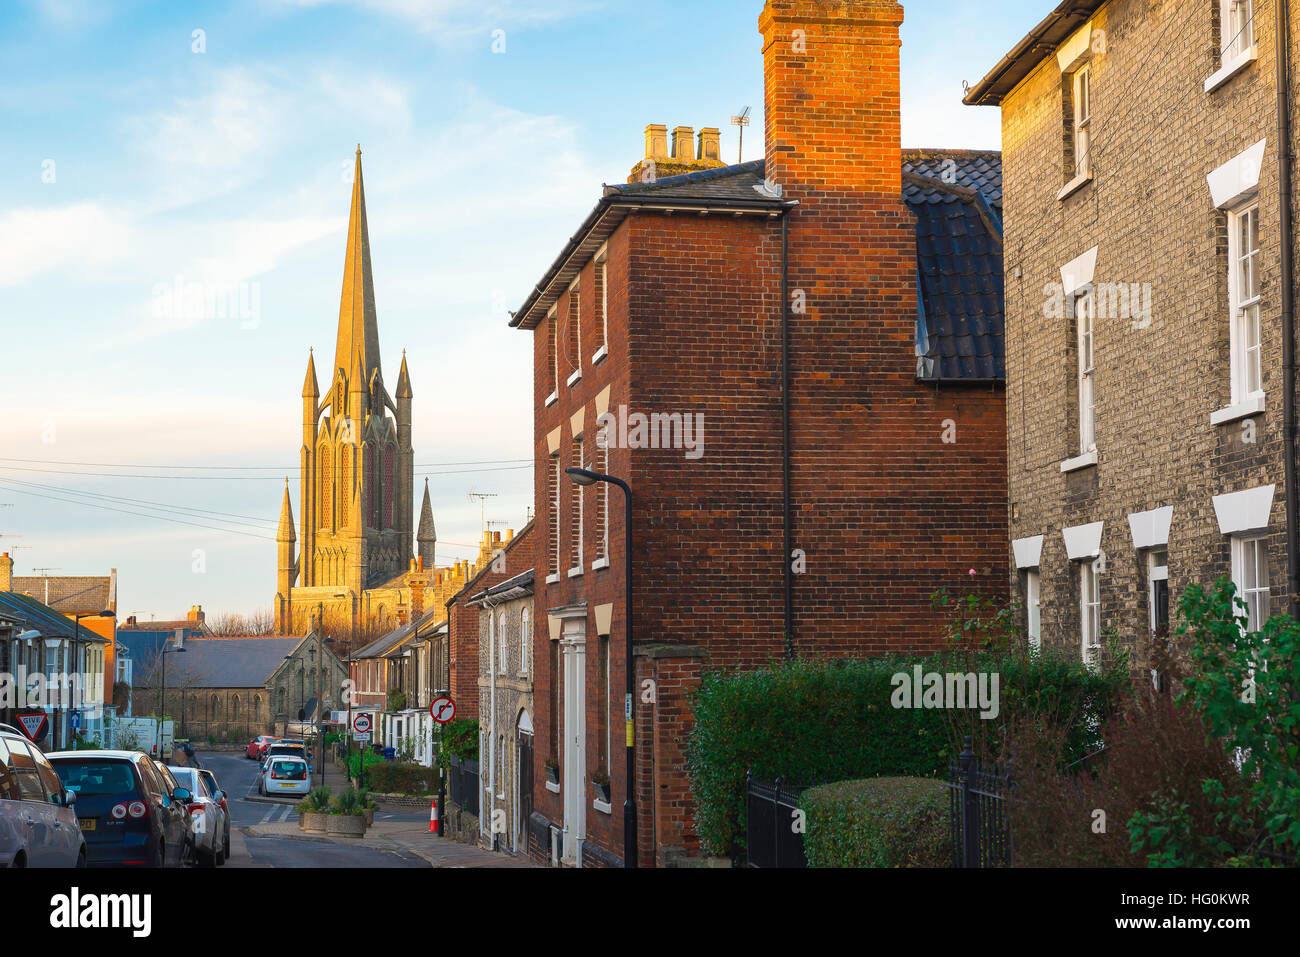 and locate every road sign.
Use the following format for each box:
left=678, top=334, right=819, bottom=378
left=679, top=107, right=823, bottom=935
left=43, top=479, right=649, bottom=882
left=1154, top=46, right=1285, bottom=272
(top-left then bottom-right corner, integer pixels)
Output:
left=430, top=696, right=456, bottom=724
left=69, top=712, right=81, bottom=731
left=352, top=712, right=372, bottom=734
left=17, top=712, right=48, bottom=743
left=352, top=731, right=371, bottom=743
